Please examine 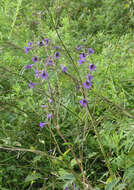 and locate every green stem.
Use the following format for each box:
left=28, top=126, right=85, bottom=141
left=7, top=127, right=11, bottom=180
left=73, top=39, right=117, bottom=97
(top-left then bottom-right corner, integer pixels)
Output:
left=9, top=0, right=23, bottom=39
left=87, top=105, right=115, bottom=179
